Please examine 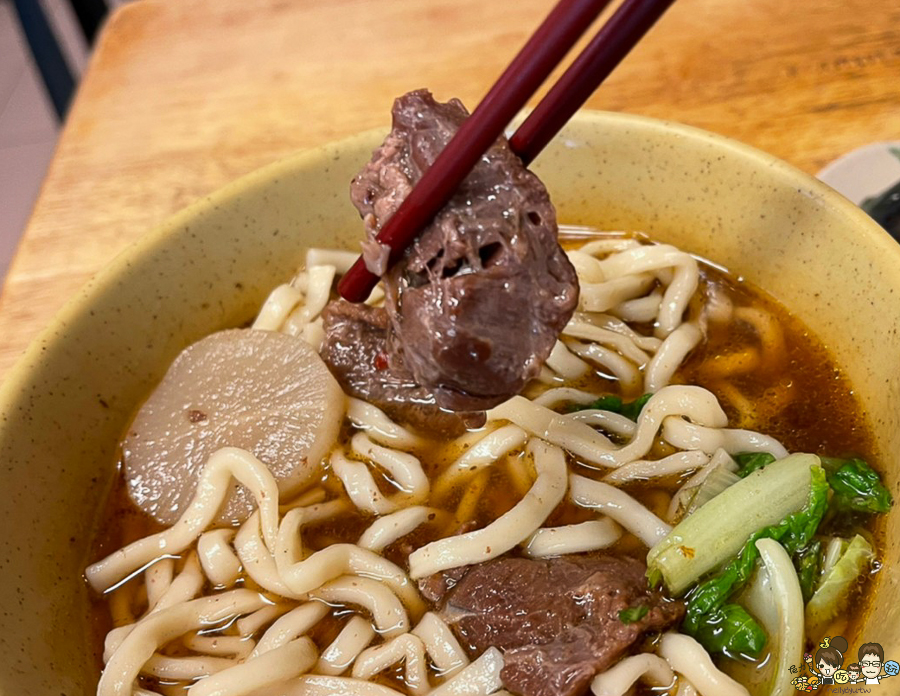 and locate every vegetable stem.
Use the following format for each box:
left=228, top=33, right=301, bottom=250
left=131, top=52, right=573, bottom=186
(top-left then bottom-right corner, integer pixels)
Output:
left=647, top=453, right=820, bottom=595
left=681, top=465, right=829, bottom=652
